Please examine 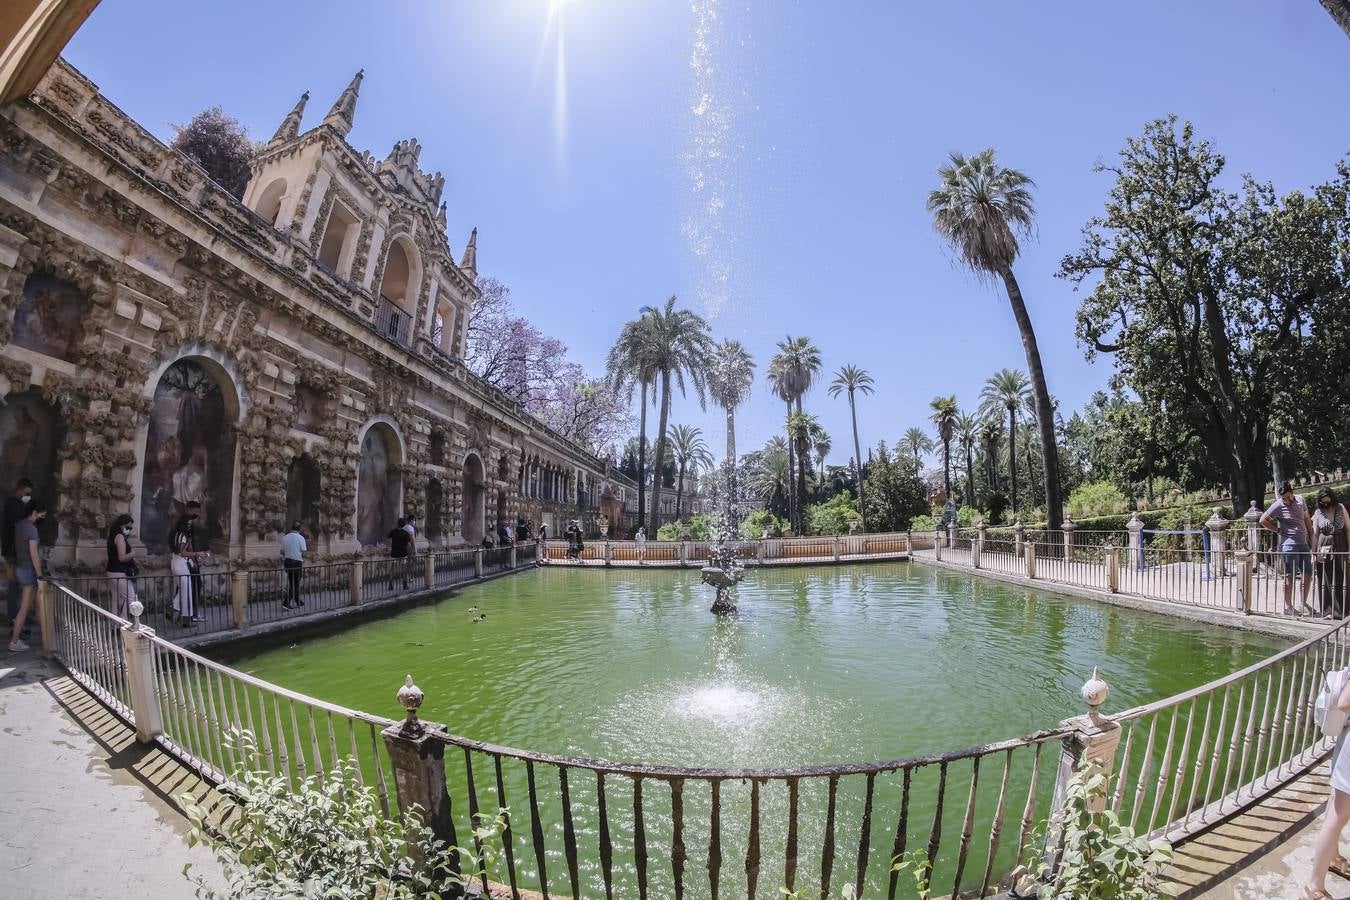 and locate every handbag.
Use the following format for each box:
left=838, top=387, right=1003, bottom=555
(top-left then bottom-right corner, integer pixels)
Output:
left=1316, top=668, right=1350, bottom=737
